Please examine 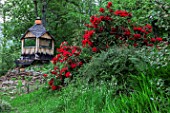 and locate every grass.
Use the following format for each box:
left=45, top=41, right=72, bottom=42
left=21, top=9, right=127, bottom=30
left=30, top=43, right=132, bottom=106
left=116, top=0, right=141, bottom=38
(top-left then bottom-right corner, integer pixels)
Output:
left=1, top=73, right=169, bottom=113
